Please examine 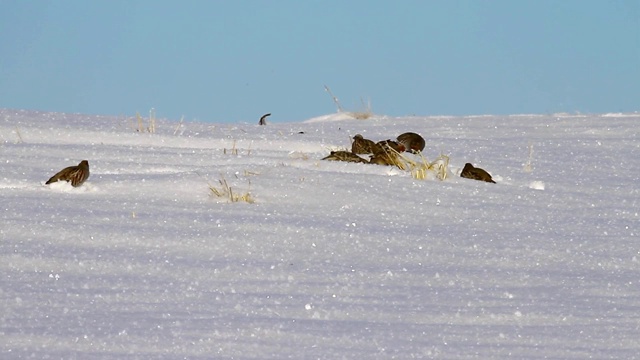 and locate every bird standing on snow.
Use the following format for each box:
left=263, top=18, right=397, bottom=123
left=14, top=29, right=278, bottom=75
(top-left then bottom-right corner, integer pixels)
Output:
left=351, top=134, right=377, bottom=154
left=369, top=152, right=399, bottom=166
left=396, top=132, right=425, bottom=153
left=460, top=163, right=496, bottom=183
left=373, top=139, right=405, bottom=154
left=369, top=140, right=404, bottom=167
left=45, top=160, right=90, bottom=187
